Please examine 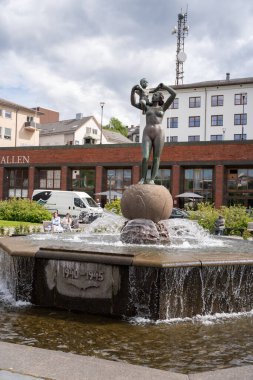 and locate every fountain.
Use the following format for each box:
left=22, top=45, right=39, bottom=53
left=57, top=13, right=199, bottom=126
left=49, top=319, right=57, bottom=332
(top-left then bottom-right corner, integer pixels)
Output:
left=0, top=80, right=253, bottom=321
left=0, top=213, right=253, bottom=321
